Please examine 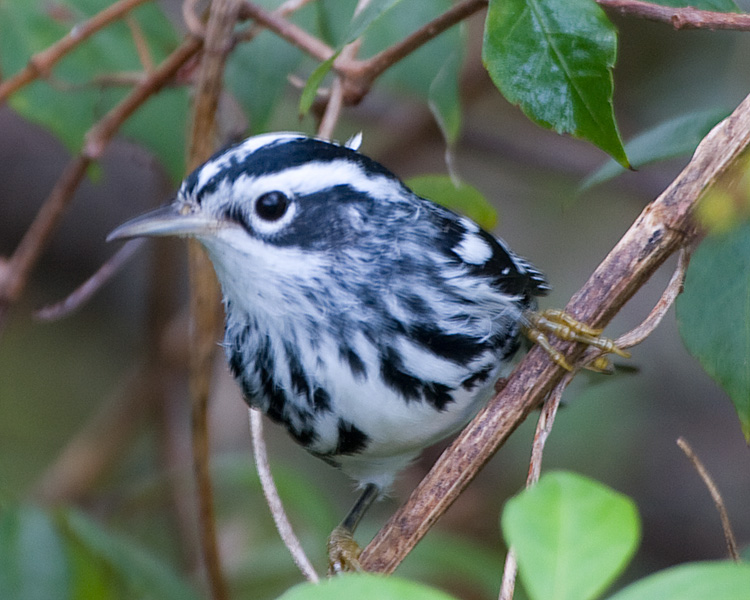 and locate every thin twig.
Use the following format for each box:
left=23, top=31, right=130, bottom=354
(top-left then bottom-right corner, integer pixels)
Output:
left=360, top=88, right=750, bottom=574
left=34, top=239, right=145, bottom=321
left=676, top=437, right=740, bottom=561
left=126, top=15, right=155, bottom=73
left=249, top=409, right=320, bottom=582
left=0, top=35, right=202, bottom=330
left=317, top=40, right=361, bottom=140
left=615, top=247, right=690, bottom=349
left=238, top=1, right=334, bottom=62
left=183, top=0, right=207, bottom=38
left=0, top=0, right=152, bottom=102
left=499, top=550, right=518, bottom=600
left=499, top=374, right=571, bottom=600
left=597, top=0, right=750, bottom=31
left=341, top=0, right=487, bottom=102
left=185, top=1, right=242, bottom=599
